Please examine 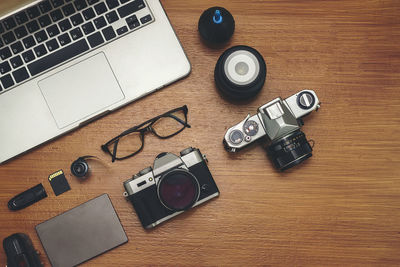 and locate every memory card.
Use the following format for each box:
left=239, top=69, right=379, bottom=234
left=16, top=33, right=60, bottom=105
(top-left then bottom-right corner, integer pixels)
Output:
left=48, top=170, right=70, bottom=196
